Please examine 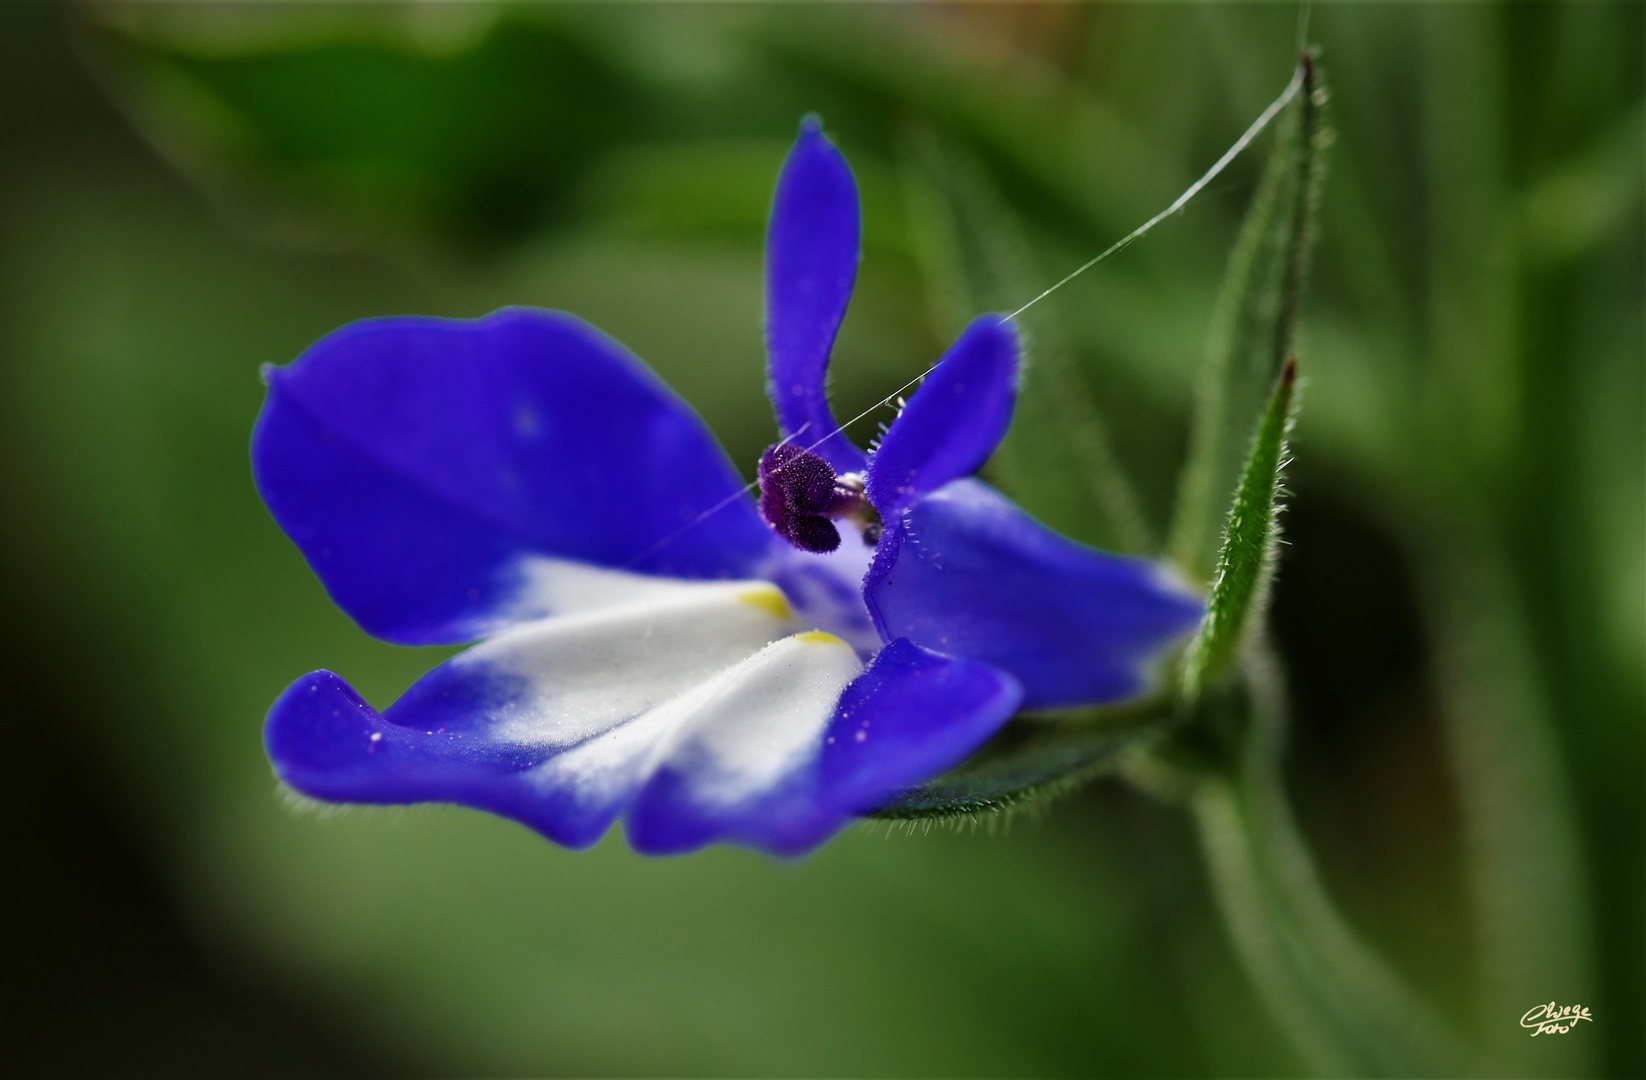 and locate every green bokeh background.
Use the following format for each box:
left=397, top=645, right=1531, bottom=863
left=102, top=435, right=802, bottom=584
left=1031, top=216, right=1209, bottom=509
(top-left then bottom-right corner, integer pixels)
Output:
left=3, top=3, right=1639, bottom=1076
